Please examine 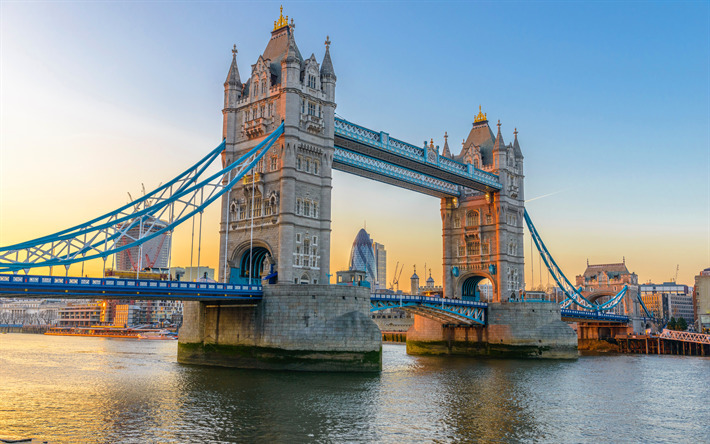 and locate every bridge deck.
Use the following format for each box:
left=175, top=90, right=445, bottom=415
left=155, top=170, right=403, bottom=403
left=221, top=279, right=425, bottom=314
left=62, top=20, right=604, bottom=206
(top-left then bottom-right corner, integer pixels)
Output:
left=0, top=274, right=262, bottom=301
